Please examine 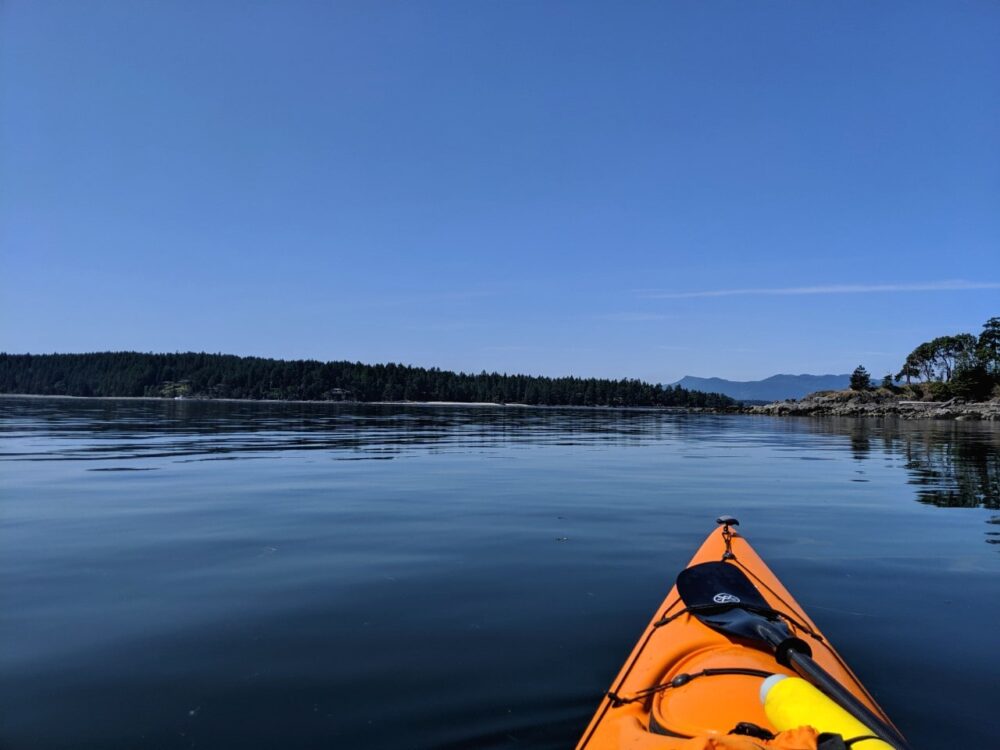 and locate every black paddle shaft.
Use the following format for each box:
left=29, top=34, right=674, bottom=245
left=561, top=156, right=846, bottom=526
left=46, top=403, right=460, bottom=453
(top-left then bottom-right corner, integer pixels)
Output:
left=676, top=562, right=911, bottom=750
